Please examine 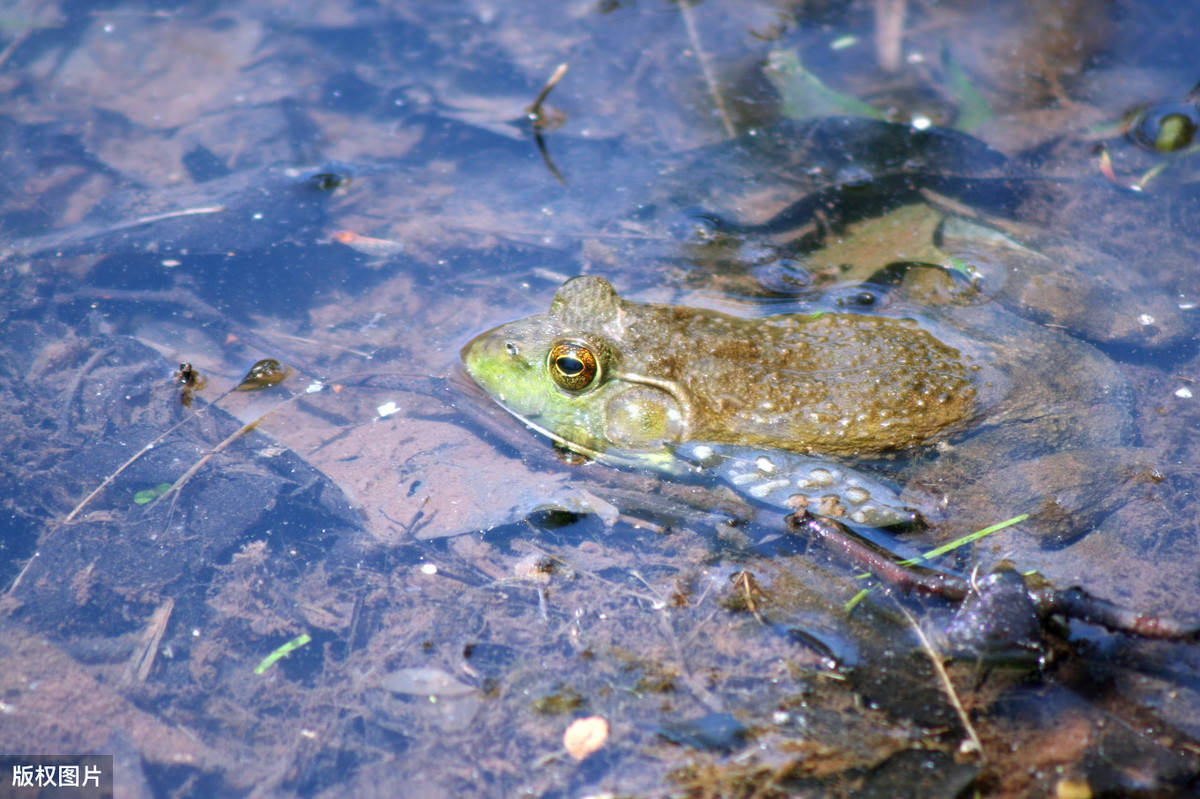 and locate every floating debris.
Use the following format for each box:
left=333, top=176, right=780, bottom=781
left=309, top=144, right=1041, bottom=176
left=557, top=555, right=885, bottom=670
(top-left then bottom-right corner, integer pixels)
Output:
left=175, top=362, right=207, bottom=407
left=133, top=483, right=173, bottom=505
left=332, top=230, right=408, bottom=258
left=236, top=359, right=291, bottom=391
left=254, top=633, right=312, bottom=675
